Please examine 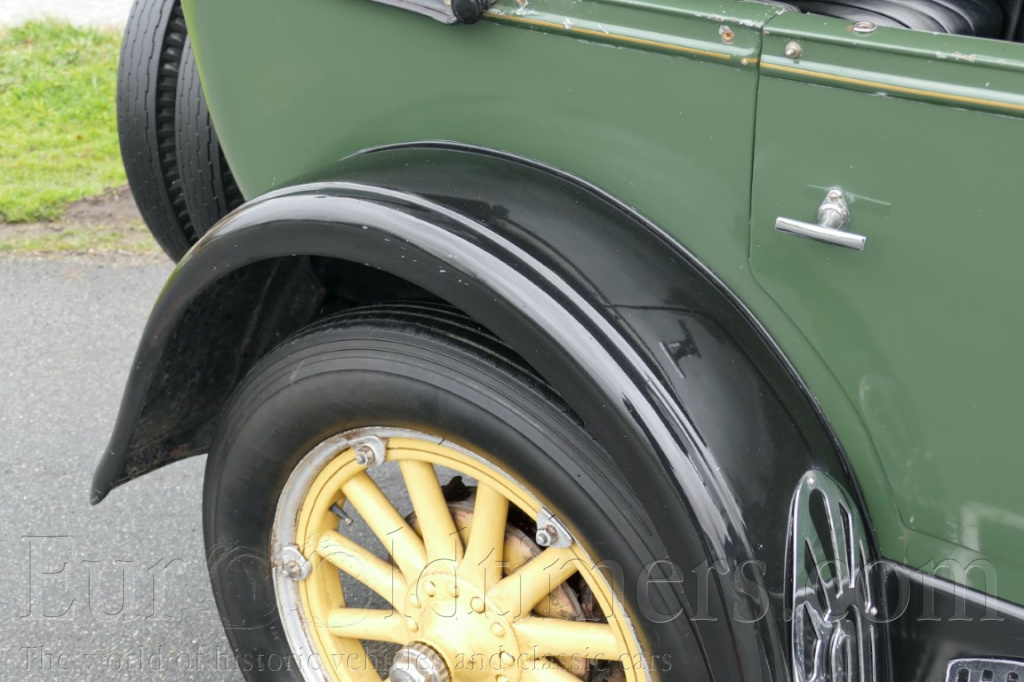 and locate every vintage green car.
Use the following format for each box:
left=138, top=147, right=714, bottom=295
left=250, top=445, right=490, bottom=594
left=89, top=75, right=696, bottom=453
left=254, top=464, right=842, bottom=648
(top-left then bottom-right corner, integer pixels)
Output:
left=99, top=0, right=1024, bottom=680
